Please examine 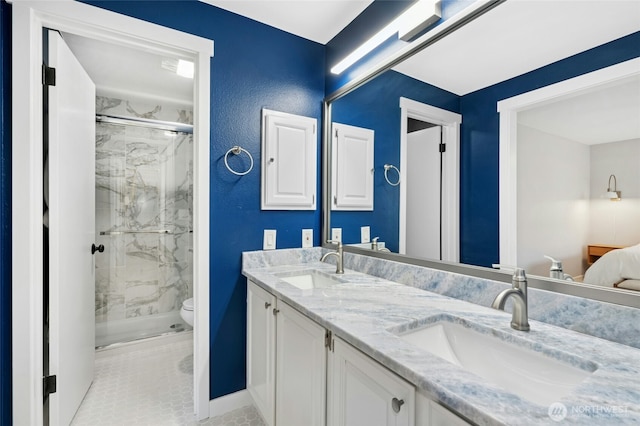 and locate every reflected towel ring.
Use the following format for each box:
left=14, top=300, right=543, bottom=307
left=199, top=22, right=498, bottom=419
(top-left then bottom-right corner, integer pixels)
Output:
left=384, top=164, right=400, bottom=186
left=224, top=146, right=254, bottom=176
